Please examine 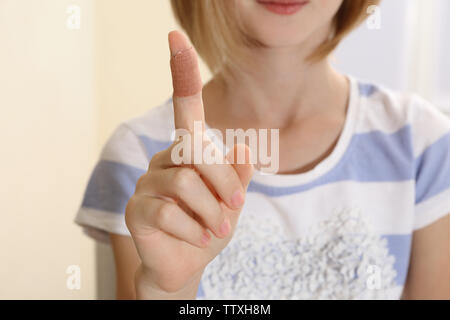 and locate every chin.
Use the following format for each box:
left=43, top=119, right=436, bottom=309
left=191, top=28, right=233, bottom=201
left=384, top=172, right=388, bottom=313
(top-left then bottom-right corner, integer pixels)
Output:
left=234, top=0, right=342, bottom=49
left=247, top=24, right=316, bottom=49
